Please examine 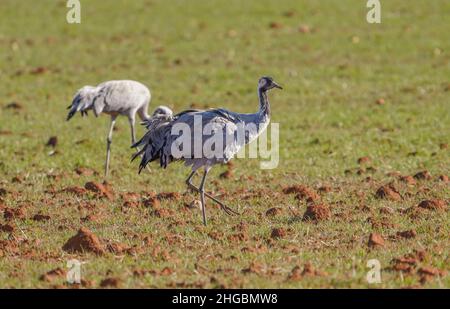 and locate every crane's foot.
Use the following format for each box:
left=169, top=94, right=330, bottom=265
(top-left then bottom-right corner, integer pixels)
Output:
left=186, top=183, right=240, bottom=216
